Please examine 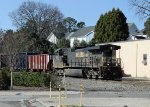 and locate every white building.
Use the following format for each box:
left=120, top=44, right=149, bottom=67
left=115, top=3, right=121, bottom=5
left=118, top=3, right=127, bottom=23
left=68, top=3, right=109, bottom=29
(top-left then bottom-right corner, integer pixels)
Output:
left=69, top=26, right=95, bottom=47
left=97, top=39, right=150, bottom=78
left=127, top=28, right=148, bottom=40
left=68, top=23, right=146, bottom=47
left=47, top=32, right=65, bottom=44
left=47, top=32, right=58, bottom=44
